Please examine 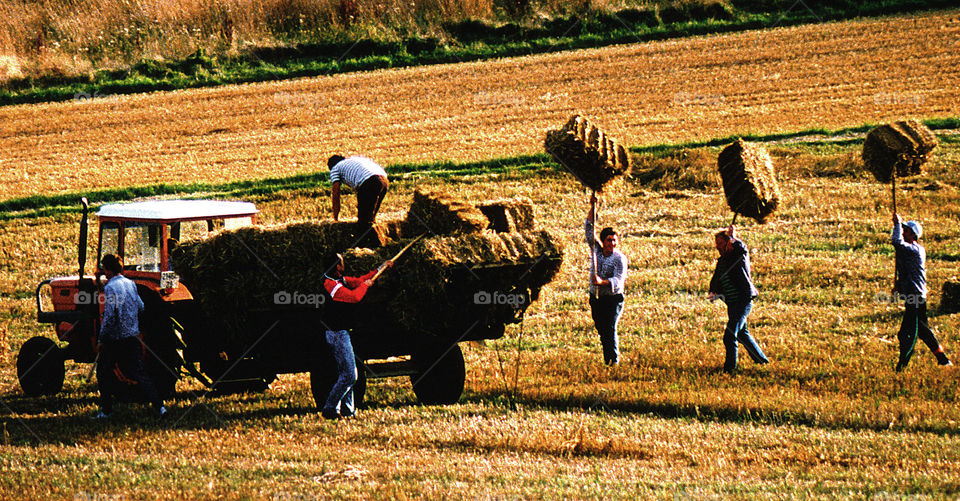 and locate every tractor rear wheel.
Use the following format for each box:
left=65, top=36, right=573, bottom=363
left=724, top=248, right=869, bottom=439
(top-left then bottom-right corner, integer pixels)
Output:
left=17, top=336, right=65, bottom=396
left=310, top=356, right=367, bottom=412
left=410, top=343, right=465, bottom=405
